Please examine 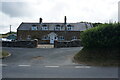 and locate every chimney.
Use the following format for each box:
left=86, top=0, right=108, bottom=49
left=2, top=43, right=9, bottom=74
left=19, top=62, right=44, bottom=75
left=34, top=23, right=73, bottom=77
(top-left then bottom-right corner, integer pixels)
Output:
left=64, top=16, right=67, bottom=24
left=39, top=18, right=42, bottom=24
